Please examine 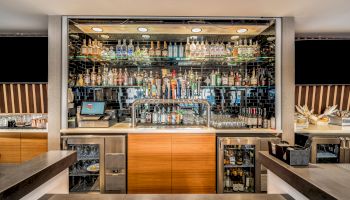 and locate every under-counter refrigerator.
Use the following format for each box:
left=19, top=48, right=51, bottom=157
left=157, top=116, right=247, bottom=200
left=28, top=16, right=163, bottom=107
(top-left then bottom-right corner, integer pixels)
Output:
left=217, top=137, right=258, bottom=193
left=62, top=135, right=126, bottom=193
